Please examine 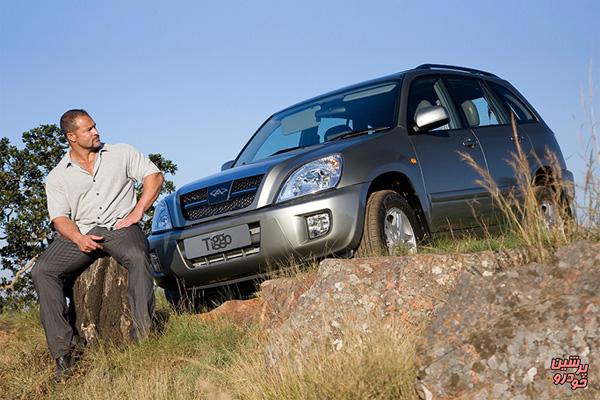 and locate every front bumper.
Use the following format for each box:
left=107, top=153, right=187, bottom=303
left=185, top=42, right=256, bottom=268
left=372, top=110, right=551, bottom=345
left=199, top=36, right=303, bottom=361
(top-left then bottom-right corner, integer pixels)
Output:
left=148, top=182, right=369, bottom=290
